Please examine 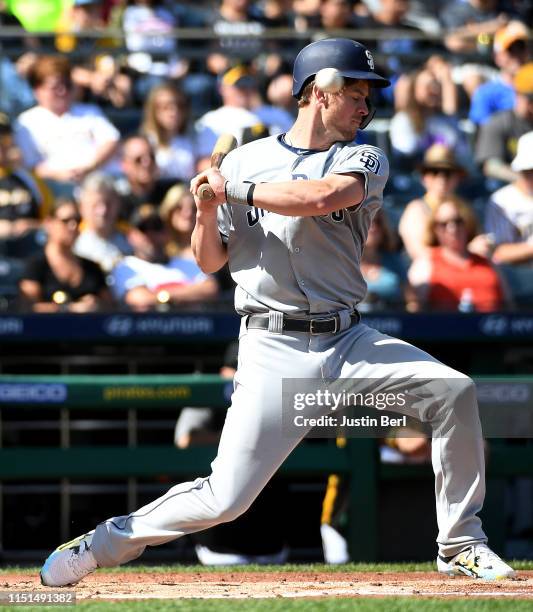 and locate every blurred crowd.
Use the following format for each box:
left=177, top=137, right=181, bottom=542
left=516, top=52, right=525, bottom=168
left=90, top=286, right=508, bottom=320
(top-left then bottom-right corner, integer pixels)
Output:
left=0, top=0, right=532, bottom=313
